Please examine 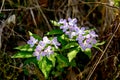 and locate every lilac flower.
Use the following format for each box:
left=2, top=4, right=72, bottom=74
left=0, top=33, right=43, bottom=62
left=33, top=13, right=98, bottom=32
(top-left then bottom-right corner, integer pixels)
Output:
left=27, top=36, right=38, bottom=47
left=58, top=18, right=78, bottom=32
left=69, top=25, right=76, bottom=32
left=58, top=19, right=68, bottom=32
left=86, top=38, right=97, bottom=45
left=35, top=44, right=43, bottom=52
left=42, top=46, right=53, bottom=56
left=75, top=27, right=85, bottom=35
left=51, top=37, right=61, bottom=49
left=68, top=18, right=77, bottom=26
left=33, top=36, right=60, bottom=60
left=76, top=34, right=85, bottom=43
left=36, top=54, right=41, bottom=60
left=33, top=51, right=39, bottom=57
left=33, top=48, right=42, bottom=60
left=33, top=46, right=54, bottom=60
left=89, top=30, right=98, bottom=38
left=77, top=30, right=98, bottom=50
left=60, top=23, right=69, bottom=32
left=80, top=40, right=93, bottom=50
left=38, top=41, right=46, bottom=48
left=70, top=32, right=77, bottom=38
left=91, top=39, right=97, bottom=45
left=58, top=19, right=67, bottom=24
left=42, top=36, right=51, bottom=44
left=65, top=31, right=77, bottom=39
